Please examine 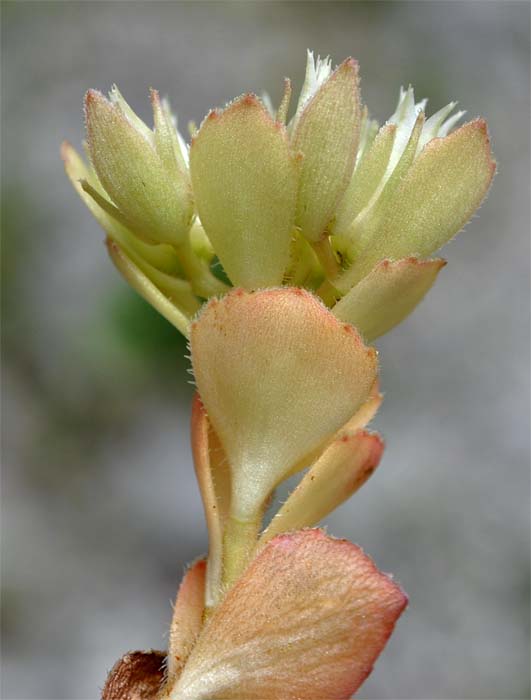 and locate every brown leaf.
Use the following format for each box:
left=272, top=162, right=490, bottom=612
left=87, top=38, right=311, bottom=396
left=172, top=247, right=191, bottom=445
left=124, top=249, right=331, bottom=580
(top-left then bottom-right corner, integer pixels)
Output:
left=101, top=650, right=166, bottom=700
